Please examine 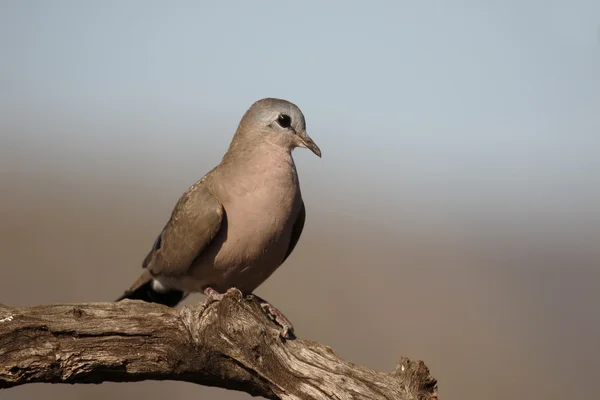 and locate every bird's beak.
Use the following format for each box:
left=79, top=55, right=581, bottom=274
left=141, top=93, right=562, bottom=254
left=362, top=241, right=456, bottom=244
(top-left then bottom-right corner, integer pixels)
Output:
left=296, top=130, right=322, bottom=158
